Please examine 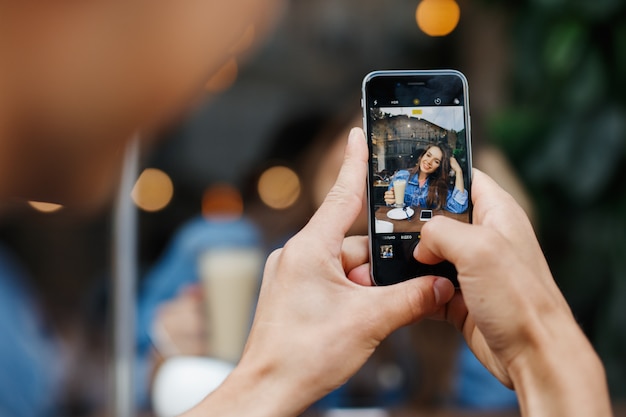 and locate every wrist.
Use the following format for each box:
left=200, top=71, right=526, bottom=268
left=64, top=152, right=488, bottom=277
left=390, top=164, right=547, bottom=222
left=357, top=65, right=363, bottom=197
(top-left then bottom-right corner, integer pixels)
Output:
left=508, top=315, right=612, bottom=417
left=187, top=359, right=311, bottom=417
